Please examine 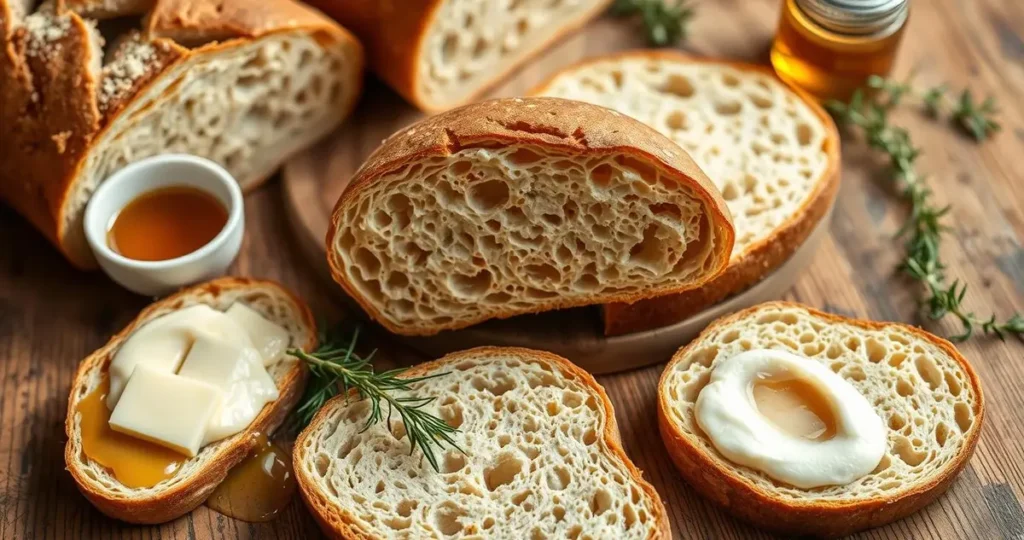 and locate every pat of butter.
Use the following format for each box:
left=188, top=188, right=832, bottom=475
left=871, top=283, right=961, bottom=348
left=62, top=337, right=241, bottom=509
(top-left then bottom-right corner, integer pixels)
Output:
left=109, top=364, right=223, bottom=457
left=226, top=303, right=290, bottom=365
left=106, top=304, right=253, bottom=409
left=177, top=335, right=279, bottom=444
